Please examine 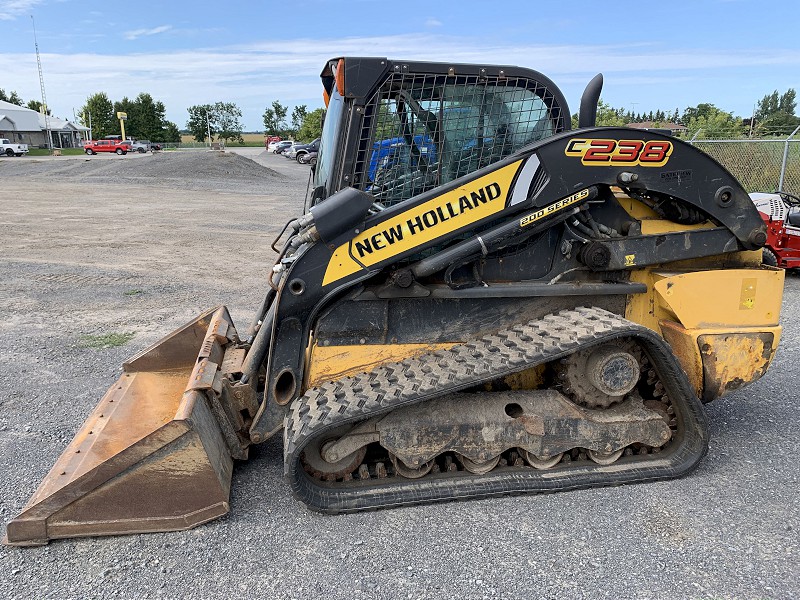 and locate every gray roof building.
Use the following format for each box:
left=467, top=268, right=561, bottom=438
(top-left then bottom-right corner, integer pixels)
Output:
left=0, top=100, right=89, bottom=148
